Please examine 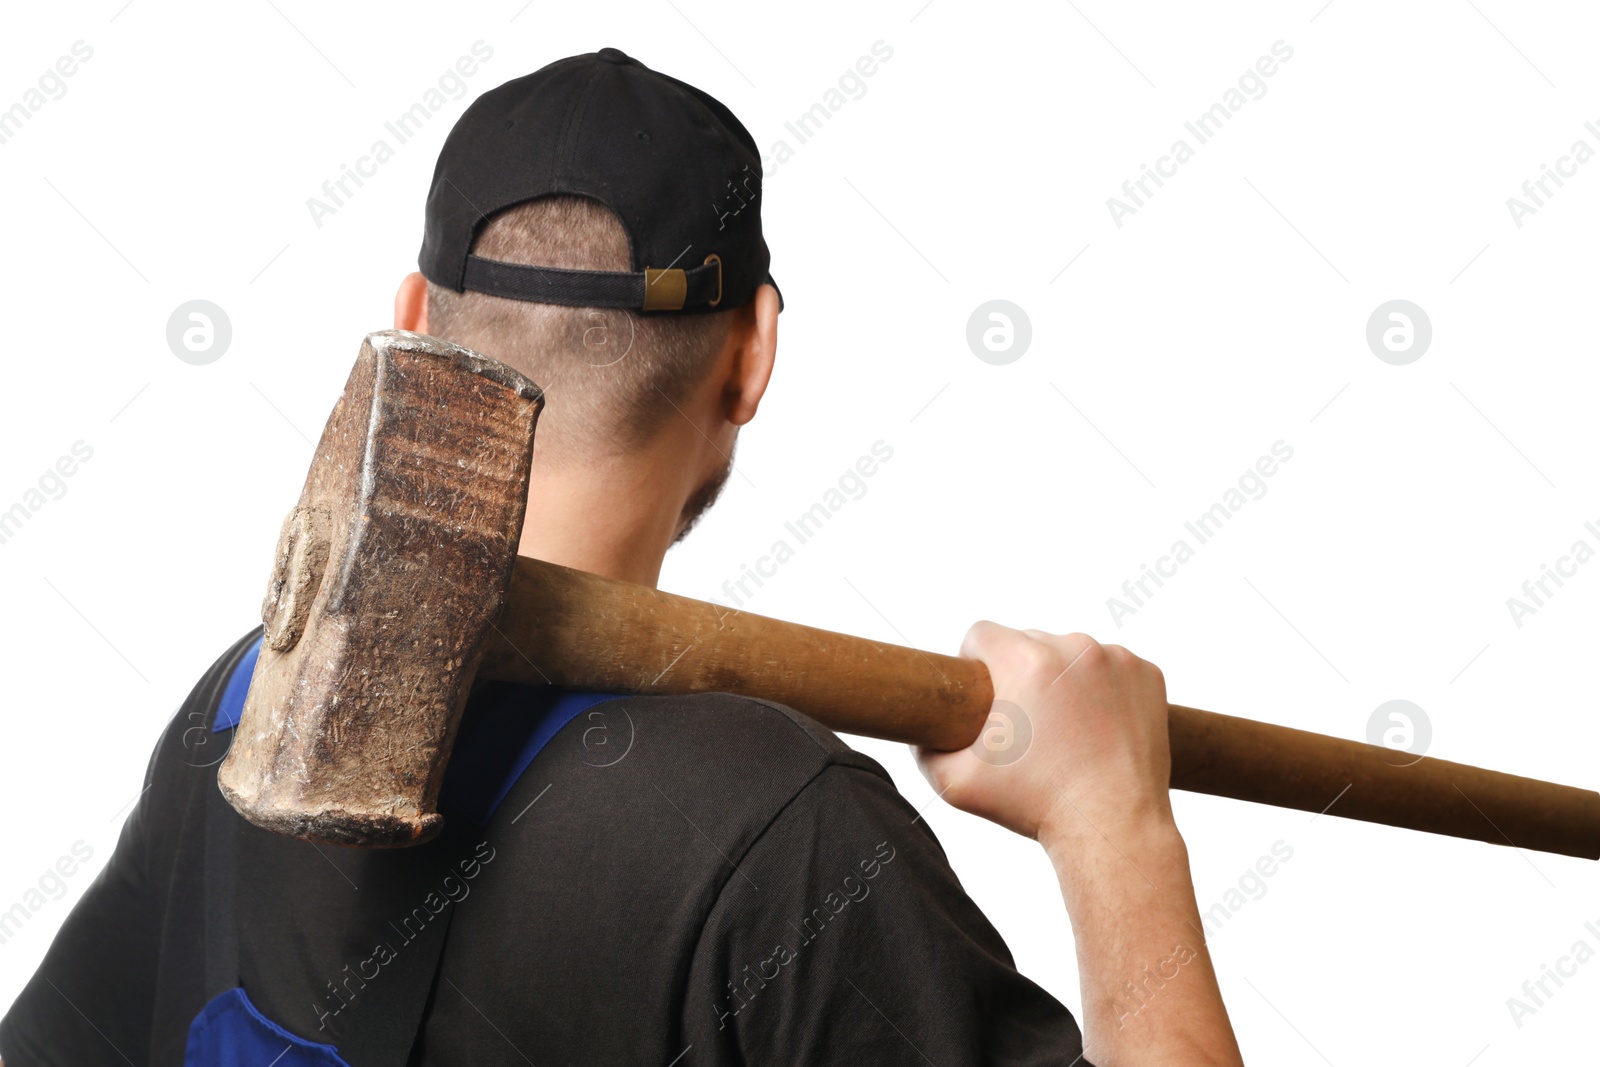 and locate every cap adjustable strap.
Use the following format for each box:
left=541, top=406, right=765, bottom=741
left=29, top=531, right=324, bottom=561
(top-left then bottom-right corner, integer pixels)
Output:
left=461, top=254, right=723, bottom=312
